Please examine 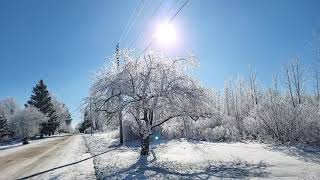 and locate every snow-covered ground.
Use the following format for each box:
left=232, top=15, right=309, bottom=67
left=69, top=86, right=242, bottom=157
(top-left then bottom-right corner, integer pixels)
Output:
left=84, top=132, right=320, bottom=179
left=0, top=135, right=95, bottom=179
